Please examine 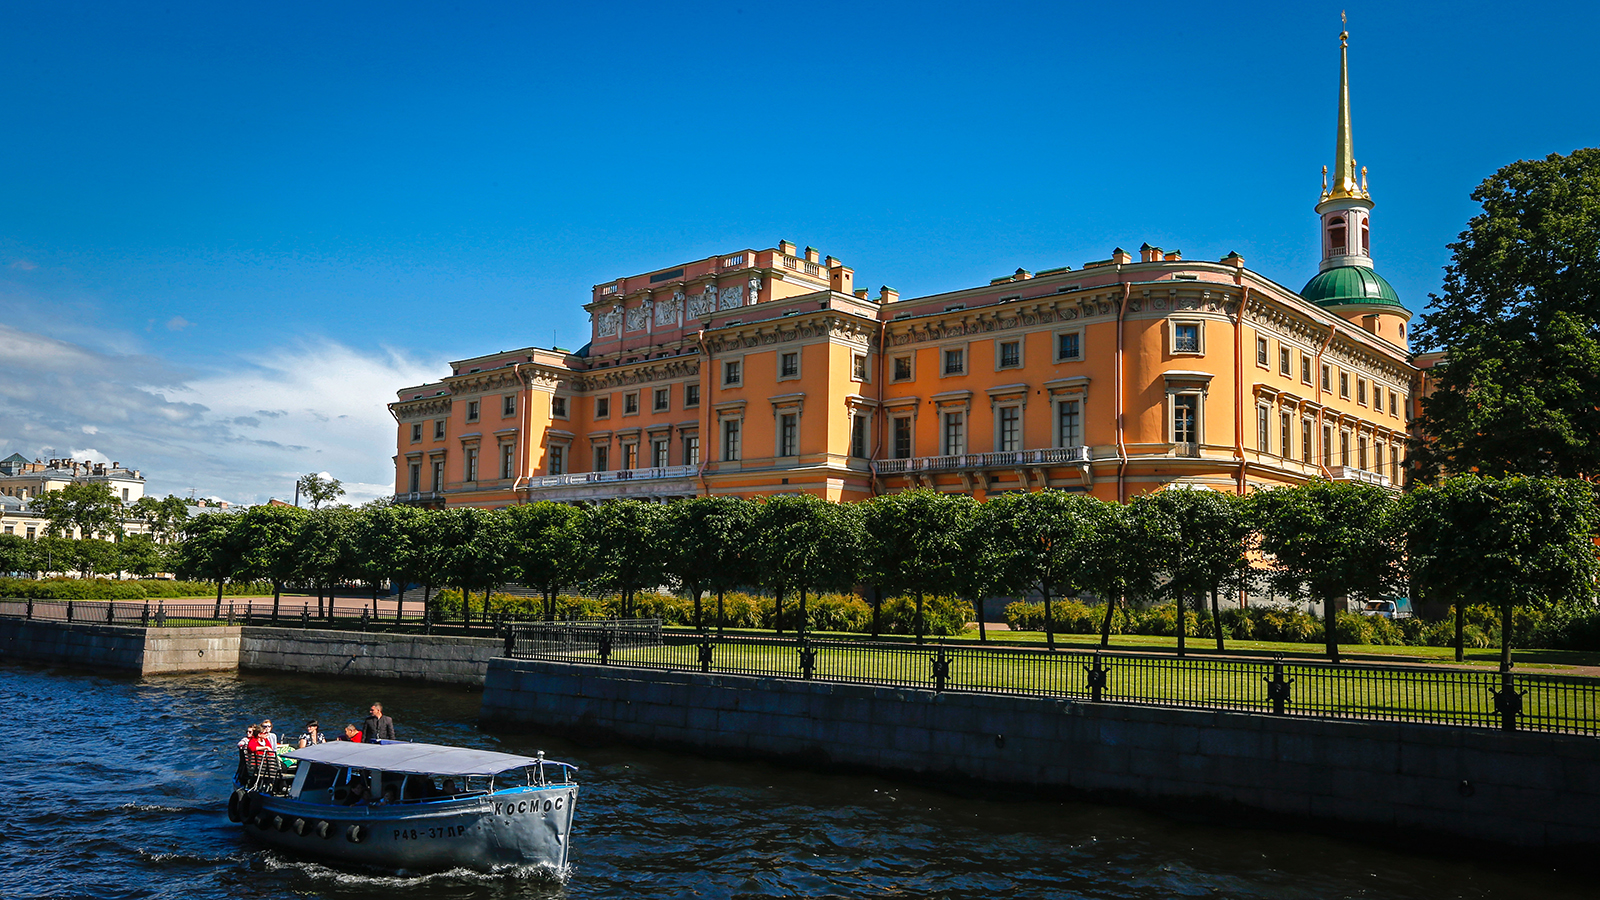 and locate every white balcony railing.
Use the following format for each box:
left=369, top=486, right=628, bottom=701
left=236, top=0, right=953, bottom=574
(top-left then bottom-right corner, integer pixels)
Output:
left=525, top=465, right=698, bottom=490
left=873, top=446, right=1090, bottom=476
left=392, top=491, right=445, bottom=504
left=1328, top=466, right=1394, bottom=489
